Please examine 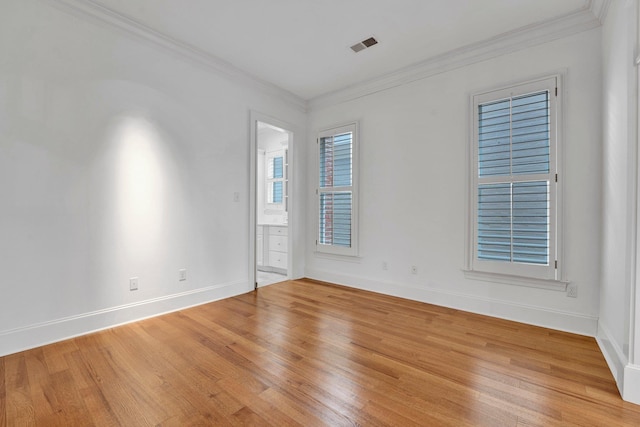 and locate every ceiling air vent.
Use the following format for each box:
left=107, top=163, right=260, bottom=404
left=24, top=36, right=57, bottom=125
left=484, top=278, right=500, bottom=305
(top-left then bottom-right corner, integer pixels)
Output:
left=350, top=36, right=378, bottom=53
